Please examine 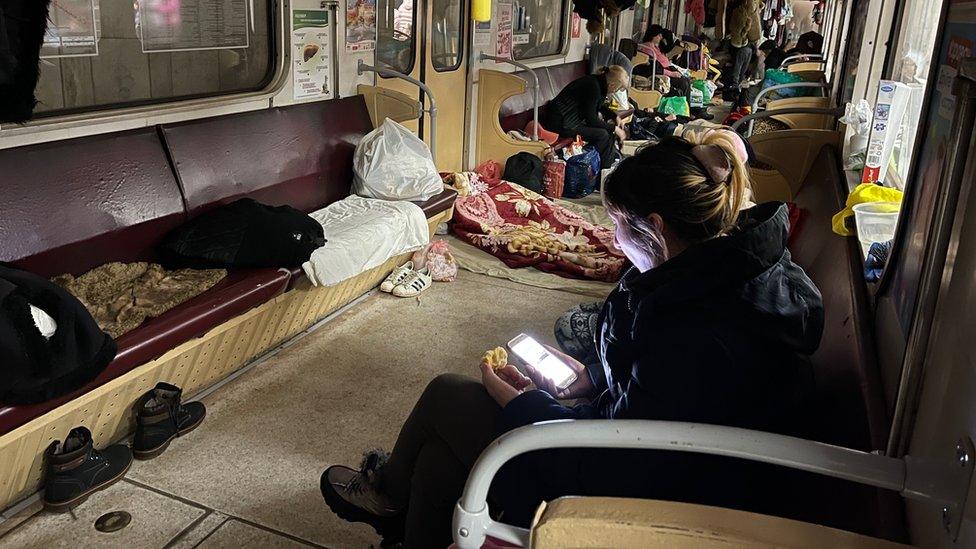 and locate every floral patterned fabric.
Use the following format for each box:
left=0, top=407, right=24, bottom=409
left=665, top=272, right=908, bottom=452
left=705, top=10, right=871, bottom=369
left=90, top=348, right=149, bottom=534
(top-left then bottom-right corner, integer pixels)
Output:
left=446, top=172, right=627, bottom=282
